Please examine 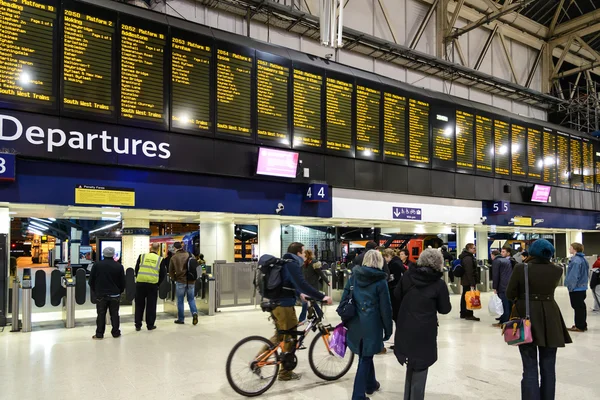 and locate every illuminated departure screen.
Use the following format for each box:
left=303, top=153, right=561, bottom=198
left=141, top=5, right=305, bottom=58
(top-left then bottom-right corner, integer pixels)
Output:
left=383, top=92, right=407, bottom=162
left=216, top=47, right=252, bottom=137
left=257, top=56, right=289, bottom=144
left=0, top=0, right=57, bottom=107
left=595, top=148, right=600, bottom=192
left=557, top=132, right=570, bottom=187
left=570, top=137, right=583, bottom=189
left=120, top=20, right=165, bottom=124
left=456, top=110, right=474, bottom=171
left=293, top=68, right=323, bottom=149
left=408, top=99, right=430, bottom=165
left=494, top=120, right=510, bottom=176
left=326, top=77, right=353, bottom=152
left=432, top=108, right=454, bottom=171
left=171, top=33, right=211, bottom=132
left=356, top=84, right=380, bottom=156
left=527, top=128, right=542, bottom=180
left=511, top=124, right=526, bottom=178
left=475, top=115, right=493, bottom=173
left=583, top=139, right=594, bottom=191
left=542, top=128, right=556, bottom=185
